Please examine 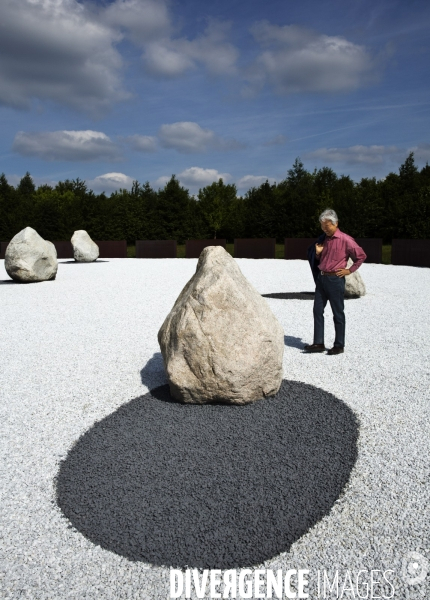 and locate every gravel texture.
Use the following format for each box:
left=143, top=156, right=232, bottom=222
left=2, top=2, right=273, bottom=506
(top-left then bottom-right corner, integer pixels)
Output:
left=1, top=258, right=429, bottom=598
